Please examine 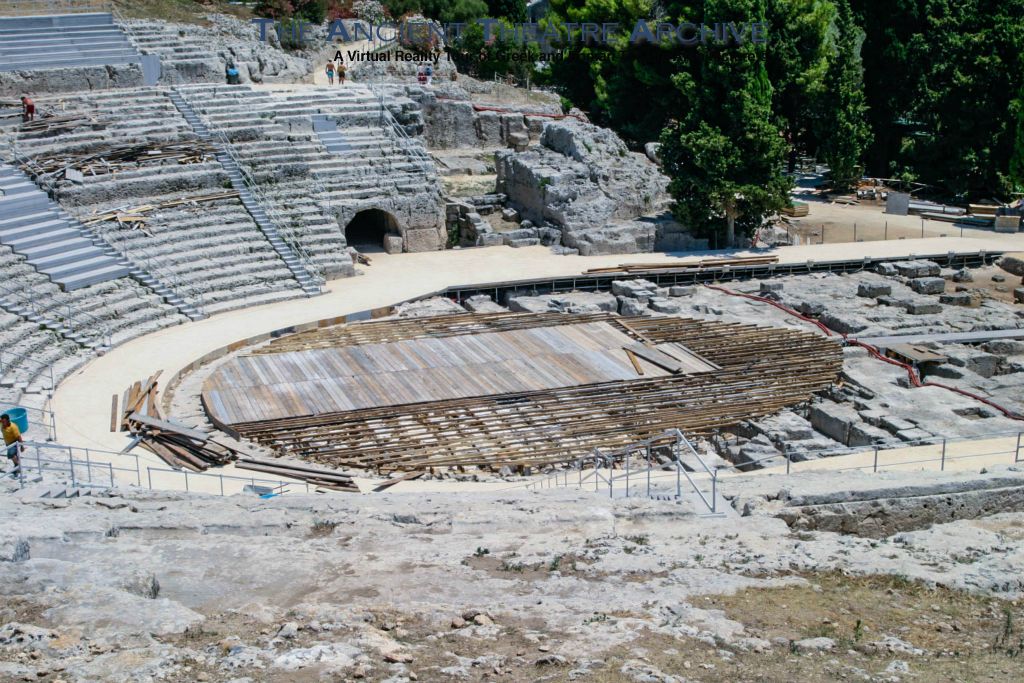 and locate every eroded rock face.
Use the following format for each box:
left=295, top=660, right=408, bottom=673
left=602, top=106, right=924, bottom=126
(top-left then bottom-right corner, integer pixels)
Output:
left=496, top=121, right=669, bottom=255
